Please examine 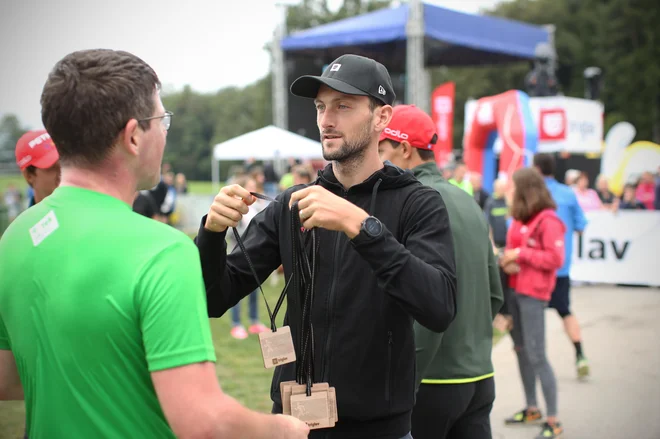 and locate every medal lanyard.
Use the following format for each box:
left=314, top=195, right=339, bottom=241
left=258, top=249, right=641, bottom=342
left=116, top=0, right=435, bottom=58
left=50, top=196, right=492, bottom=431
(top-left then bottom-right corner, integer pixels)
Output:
left=231, top=192, right=290, bottom=333
left=232, top=192, right=319, bottom=396
left=290, top=200, right=319, bottom=396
